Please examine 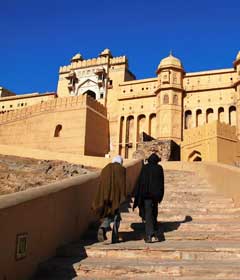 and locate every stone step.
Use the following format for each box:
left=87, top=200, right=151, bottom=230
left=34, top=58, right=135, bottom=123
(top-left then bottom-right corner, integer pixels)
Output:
left=76, top=258, right=240, bottom=278
left=153, top=207, right=240, bottom=214
left=57, top=240, right=240, bottom=262
left=74, top=276, right=239, bottom=280
left=117, top=221, right=240, bottom=232
left=121, top=212, right=240, bottom=221
left=37, top=257, right=240, bottom=279
left=82, top=228, right=240, bottom=243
